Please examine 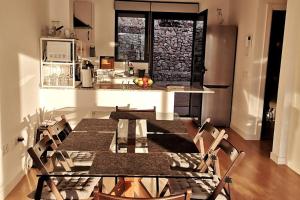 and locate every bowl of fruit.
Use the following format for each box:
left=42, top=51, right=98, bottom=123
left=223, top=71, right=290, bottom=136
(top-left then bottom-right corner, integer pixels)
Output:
left=133, top=77, right=154, bottom=88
